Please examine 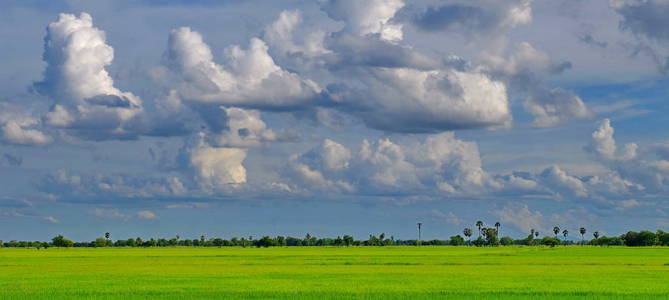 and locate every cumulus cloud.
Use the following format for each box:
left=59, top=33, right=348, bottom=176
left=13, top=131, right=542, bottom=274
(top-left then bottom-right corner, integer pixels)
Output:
left=1, top=119, right=52, bottom=146
left=482, top=42, right=591, bottom=127
left=585, top=119, right=669, bottom=194
left=322, top=0, right=405, bottom=42
left=165, top=27, right=320, bottom=110
left=35, top=13, right=144, bottom=139
left=493, top=204, right=545, bottom=233
left=586, top=119, right=637, bottom=161
left=0, top=103, right=52, bottom=146
left=329, top=67, right=511, bottom=132
left=285, top=132, right=500, bottom=196
left=184, top=133, right=247, bottom=191
left=538, top=165, right=587, bottom=198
